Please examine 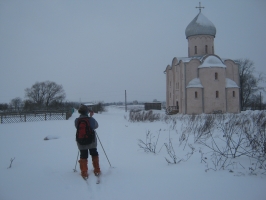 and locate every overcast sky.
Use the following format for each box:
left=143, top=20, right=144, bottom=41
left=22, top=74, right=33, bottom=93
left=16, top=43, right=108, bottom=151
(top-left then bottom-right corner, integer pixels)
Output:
left=0, top=0, right=265, bottom=104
